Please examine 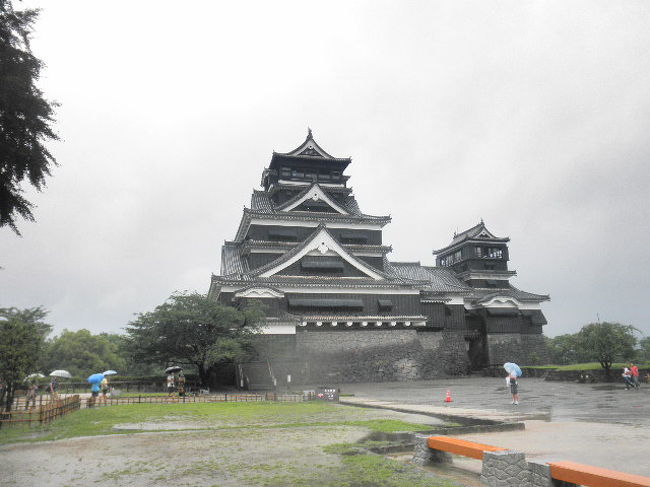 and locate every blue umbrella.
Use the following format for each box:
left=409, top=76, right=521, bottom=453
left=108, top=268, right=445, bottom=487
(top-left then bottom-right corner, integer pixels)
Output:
left=87, top=373, right=105, bottom=384
left=503, top=362, right=522, bottom=377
